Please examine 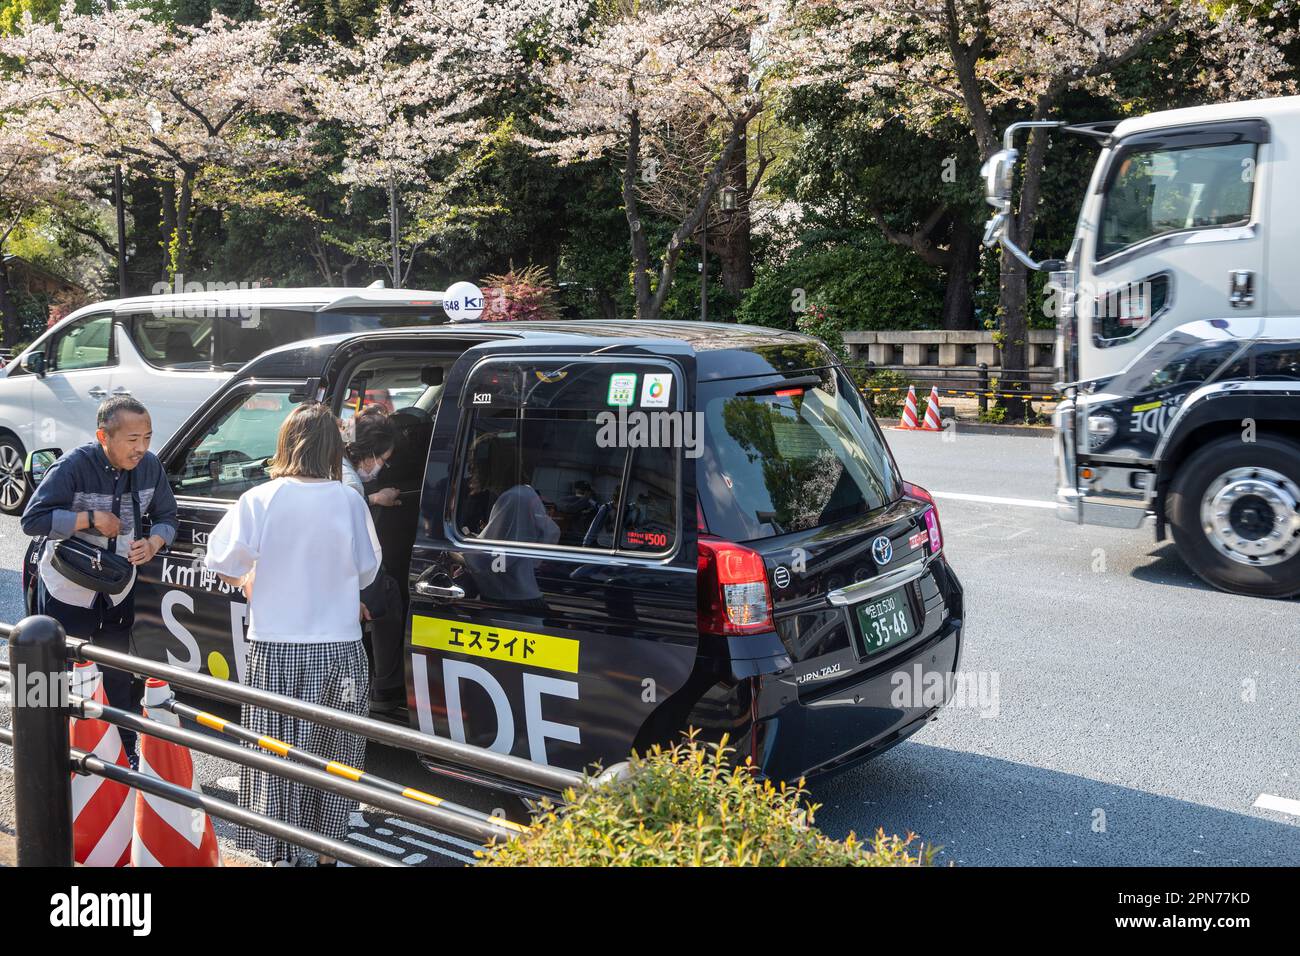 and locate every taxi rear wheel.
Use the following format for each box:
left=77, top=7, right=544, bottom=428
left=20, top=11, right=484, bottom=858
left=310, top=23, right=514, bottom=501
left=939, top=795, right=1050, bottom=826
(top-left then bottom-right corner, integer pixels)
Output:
left=1167, top=434, right=1300, bottom=599
left=0, top=435, right=30, bottom=516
